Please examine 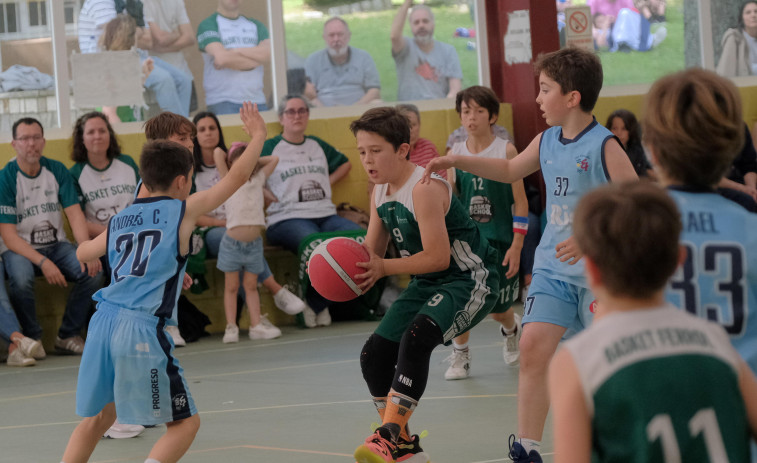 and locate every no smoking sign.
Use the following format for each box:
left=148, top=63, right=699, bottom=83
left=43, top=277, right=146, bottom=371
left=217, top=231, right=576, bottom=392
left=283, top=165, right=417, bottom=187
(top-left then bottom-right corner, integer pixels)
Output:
left=564, top=5, right=593, bottom=50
